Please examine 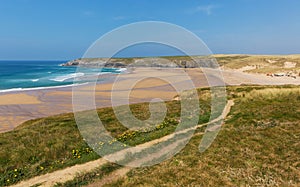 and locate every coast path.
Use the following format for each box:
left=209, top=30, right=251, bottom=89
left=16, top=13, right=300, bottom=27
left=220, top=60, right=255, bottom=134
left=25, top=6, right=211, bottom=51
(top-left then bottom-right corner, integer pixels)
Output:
left=11, top=99, right=234, bottom=187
